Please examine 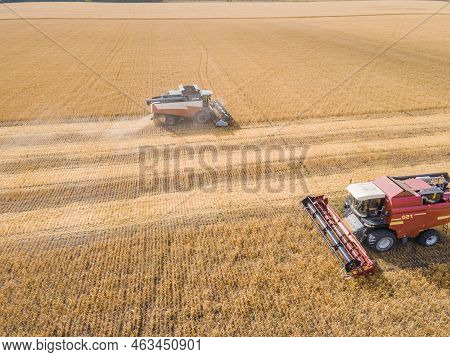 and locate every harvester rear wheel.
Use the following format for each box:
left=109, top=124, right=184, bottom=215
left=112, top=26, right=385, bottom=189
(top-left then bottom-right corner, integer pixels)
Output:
left=417, top=229, right=440, bottom=247
left=194, top=109, right=212, bottom=124
left=367, top=229, right=396, bottom=252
